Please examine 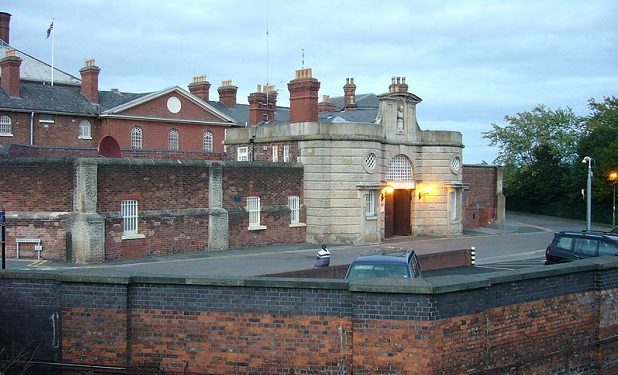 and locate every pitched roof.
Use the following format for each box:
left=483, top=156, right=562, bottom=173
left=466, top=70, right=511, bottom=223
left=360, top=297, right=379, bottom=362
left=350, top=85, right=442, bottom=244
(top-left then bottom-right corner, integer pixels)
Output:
left=0, top=81, right=98, bottom=115
left=0, top=42, right=81, bottom=86
left=207, top=101, right=291, bottom=126
left=327, top=93, right=379, bottom=111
